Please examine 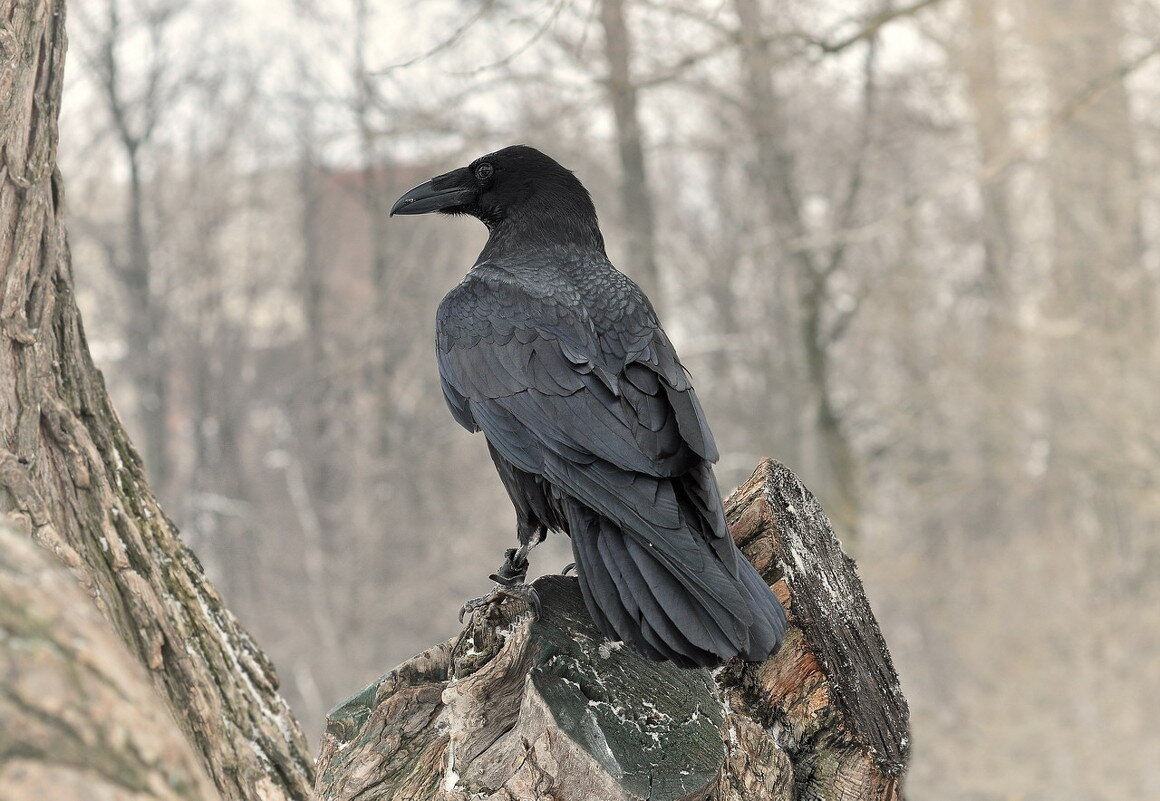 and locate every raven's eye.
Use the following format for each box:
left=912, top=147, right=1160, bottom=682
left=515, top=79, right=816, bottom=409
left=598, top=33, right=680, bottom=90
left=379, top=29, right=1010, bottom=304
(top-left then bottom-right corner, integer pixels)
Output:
left=475, top=163, right=494, bottom=181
